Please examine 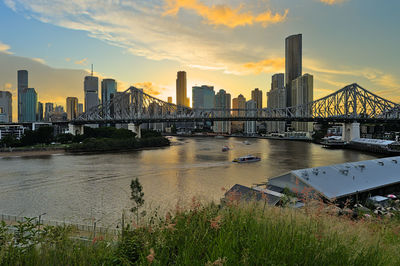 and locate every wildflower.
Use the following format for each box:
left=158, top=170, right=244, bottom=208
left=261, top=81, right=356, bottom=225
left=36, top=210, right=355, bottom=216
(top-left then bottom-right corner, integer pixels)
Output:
left=165, top=212, right=171, bottom=223
left=166, top=223, right=176, bottom=231
left=206, top=257, right=227, bottom=266
left=210, top=215, right=222, bottom=230
left=191, top=196, right=201, bottom=210
left=92, top=237, right=97, bottom=244
left=146, top=248, right=155, bottom=264
left=221, top=187, right=226, bottom=192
